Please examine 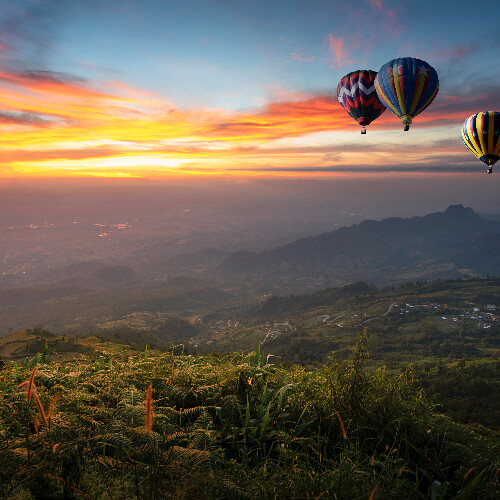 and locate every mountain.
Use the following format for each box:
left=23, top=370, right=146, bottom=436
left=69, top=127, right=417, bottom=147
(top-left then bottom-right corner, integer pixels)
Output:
left=215, top=205, right=500, bottom=290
